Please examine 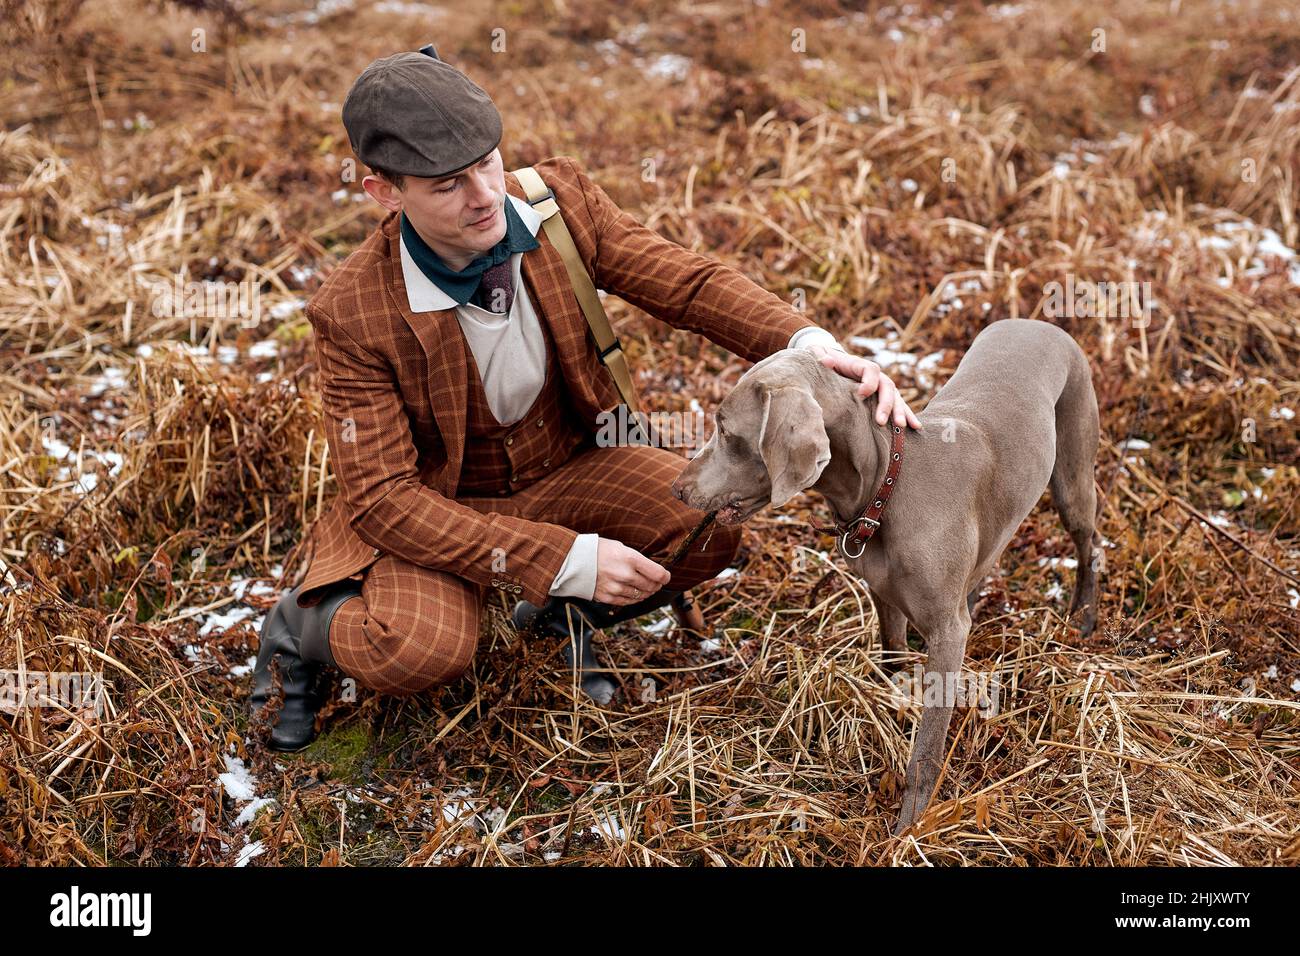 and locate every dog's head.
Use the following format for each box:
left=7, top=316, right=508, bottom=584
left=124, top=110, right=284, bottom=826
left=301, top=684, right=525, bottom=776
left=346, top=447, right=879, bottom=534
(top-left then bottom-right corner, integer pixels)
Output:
left=671, top=351, right=831, bottom=525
